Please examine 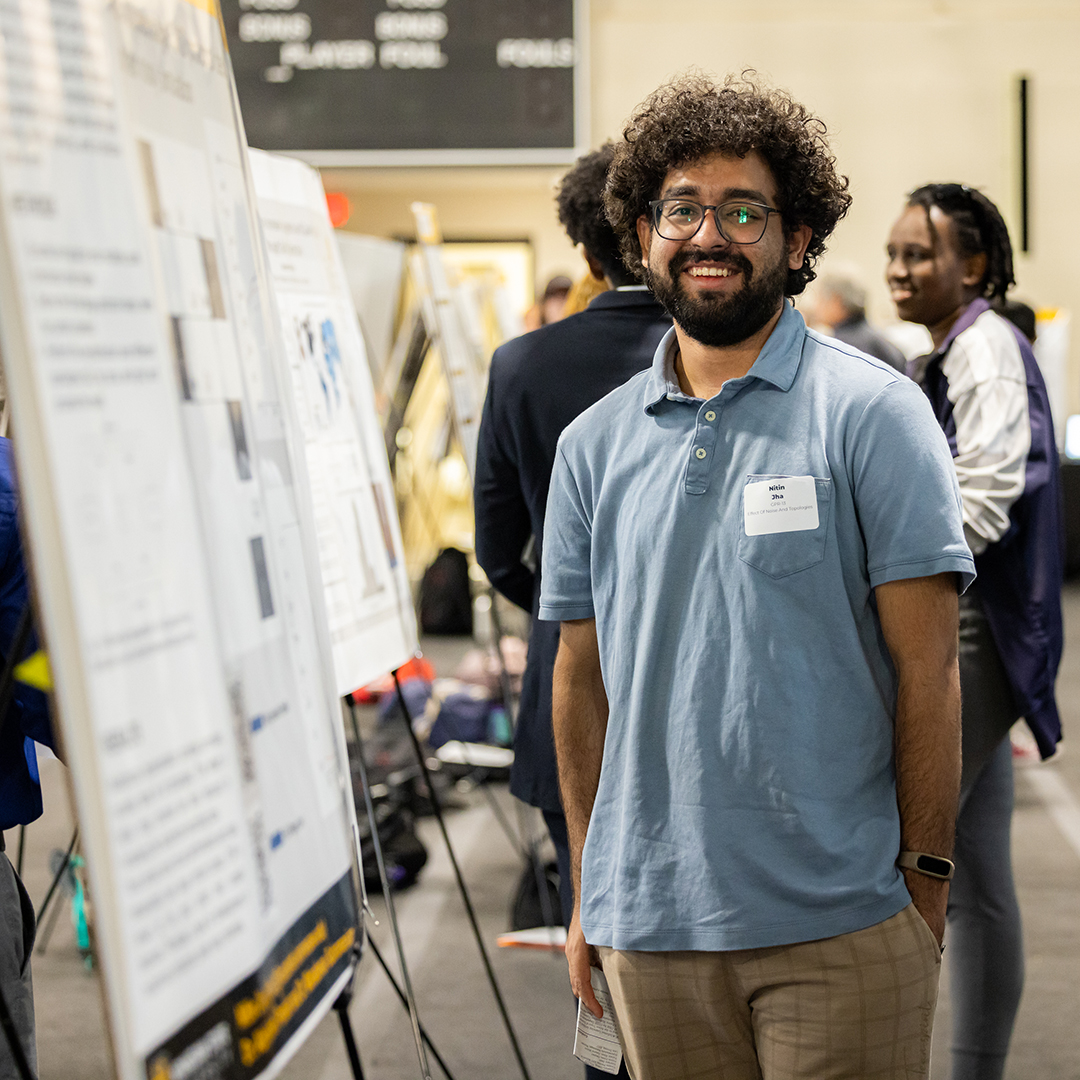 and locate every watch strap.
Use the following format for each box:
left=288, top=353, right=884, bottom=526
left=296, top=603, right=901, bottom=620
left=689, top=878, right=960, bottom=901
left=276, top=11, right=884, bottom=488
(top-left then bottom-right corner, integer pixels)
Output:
left=897, top=850, right=955, bottom=881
